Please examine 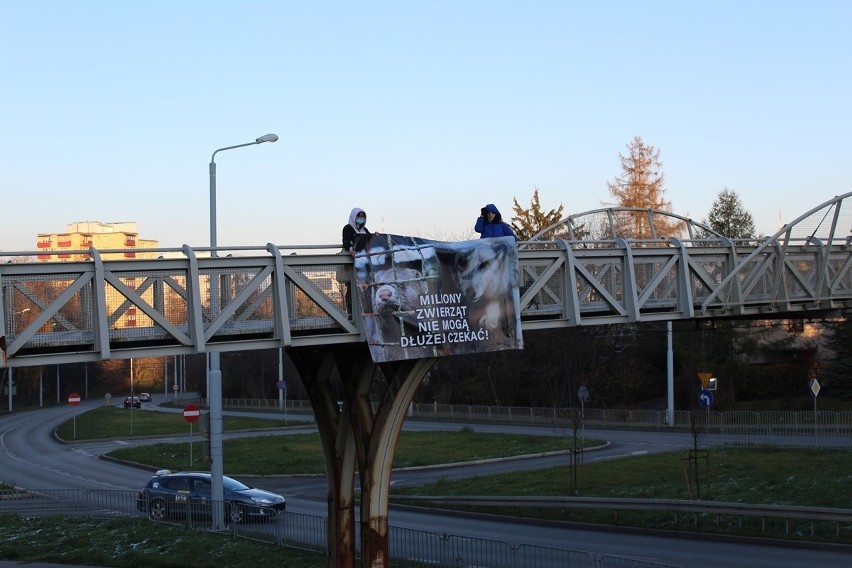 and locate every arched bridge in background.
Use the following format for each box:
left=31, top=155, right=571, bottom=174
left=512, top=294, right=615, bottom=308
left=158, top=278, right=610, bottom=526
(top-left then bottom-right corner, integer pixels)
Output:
left=1, top=191, right=850, bottom=568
